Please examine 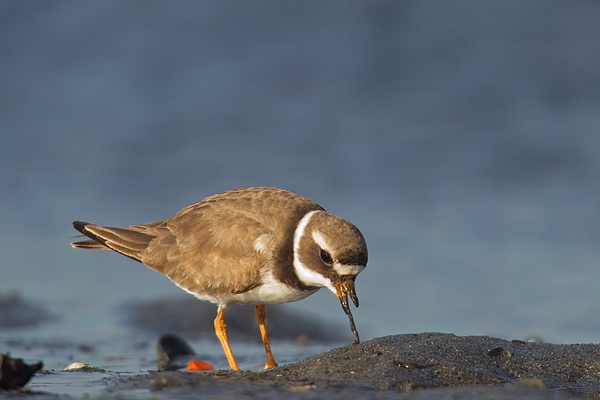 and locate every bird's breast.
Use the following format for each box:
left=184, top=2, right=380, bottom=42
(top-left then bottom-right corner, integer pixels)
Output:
left=186, top=271, right=320, bottom=306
